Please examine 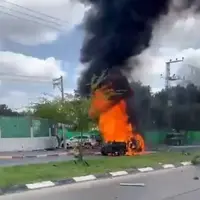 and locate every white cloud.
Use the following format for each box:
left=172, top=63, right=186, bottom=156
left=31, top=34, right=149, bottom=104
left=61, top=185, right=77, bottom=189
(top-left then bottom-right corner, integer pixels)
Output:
left=176, top=48, right=200, bottom=86
left=0, top=51, right=65, bottom=79
left=0, top=90, right=28, bottom=109
left=64, top=88, right=74, bottom=94
left=0, top=51, right=67, bottom=109
left=131, top=11, right=200, bottom=90
left=0, top=87, right=76, bottom=110
left=0, top=0, right=87, bottom=45
left=153, top=11, right=200, bottom=50
left=74, top=63, right=84, bottom=82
